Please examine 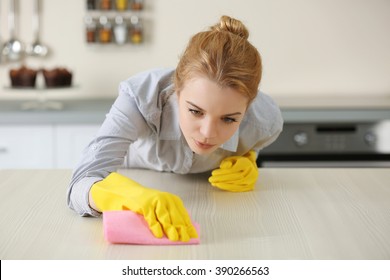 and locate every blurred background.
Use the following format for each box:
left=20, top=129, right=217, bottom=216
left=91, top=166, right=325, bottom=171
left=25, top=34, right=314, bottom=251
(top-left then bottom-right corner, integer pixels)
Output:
left=1, top=0, right=390, bottom=168
left=0, top=0, right=389, bottom=98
